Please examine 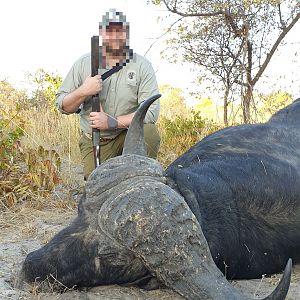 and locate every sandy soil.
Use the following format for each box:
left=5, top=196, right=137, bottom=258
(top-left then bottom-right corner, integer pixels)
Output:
left=1, top=194, right=299, bottom=300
